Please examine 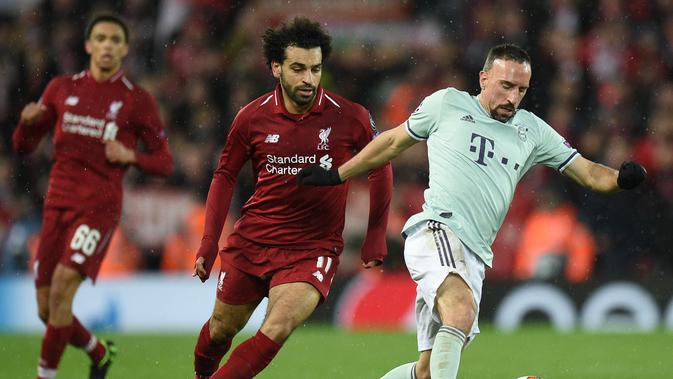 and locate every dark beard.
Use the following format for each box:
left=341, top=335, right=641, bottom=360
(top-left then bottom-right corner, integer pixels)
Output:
left=491, top=107, right=516, bottom=122
left=280, top=76, right=315, bottom=106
